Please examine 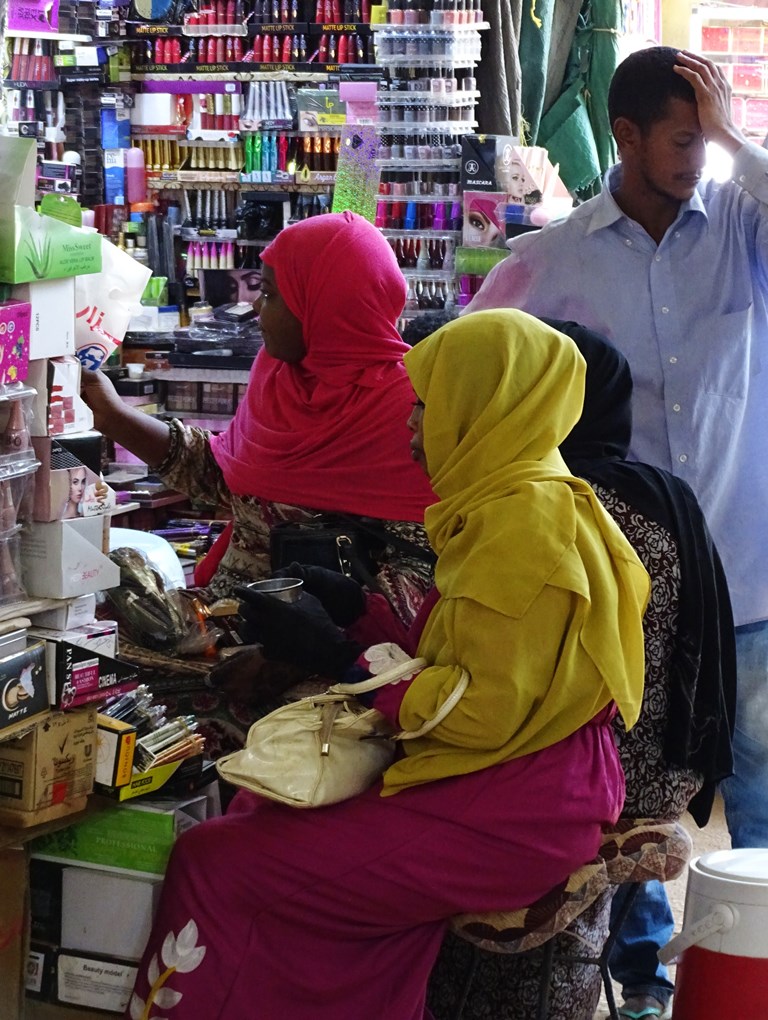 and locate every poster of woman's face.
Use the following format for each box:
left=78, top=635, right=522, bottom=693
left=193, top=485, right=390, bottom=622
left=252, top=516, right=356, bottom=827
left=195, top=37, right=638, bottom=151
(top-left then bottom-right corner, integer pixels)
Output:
left=200, top=269, right=263, bottom=309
